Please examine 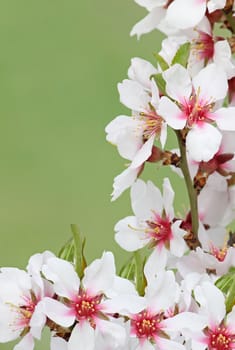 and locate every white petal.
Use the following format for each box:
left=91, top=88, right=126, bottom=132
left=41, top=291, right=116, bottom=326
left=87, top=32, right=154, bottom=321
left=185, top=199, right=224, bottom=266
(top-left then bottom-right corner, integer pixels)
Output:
left=194, top=282, right=225, bottom=325
left=163, top=64, right=192, bottom=101
left=215, top=107, right=235, bottom=131
left=186, top=124, right=222, bottom=162
left=118, top=80, right=150, bottom=112
left=207, top=0, right=226, bottom=12
left=134, top=0, right=166, bottom=11
left=115, top=216, right=149, bottom=251
left=130, top=135, right=155, bottom=168
left=42, top=298, right=75, bottom=327
left=163, top=312, right=207, bottom=332
left=111, top=166, right=140, bottom=201
left=163, top=177, right=174, bottom=219
left=214, top=41, right=235, bottom=79
left=158, top=337, right=186, bottom=350
left=51, top=337, right=68, bottom=350
left=68, top=323, right=94, bottom=350
left=227, top=306, right=235, bottom=333
left=29, top=302, right=46, bottom=339
left=128, top=57, right=157, bottom=89
left=131, top=179, right=163, bottom=221
left=144, top=249, right=168, bottom=284
left=193, top=63, right=228, bottom=102
left=14, top=334, right=34, bottom=350
left=83, top=252, right=115, bottom=294
left=131, top=7, right=166, bottom=38
left=170, top=221, right=188, bottom=257
left=0, top=303, right=20, bottom=342
left=42, top=257, right=80, bottom=299
left=98, top=319, right=126, bottom=347
left=166, top=0, right=206, bottom=29
left=103, top=295, right=146, bottom=314
left=160, top=121, right=167, bottom=148
left=158, top=96, right=186, bottom=129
